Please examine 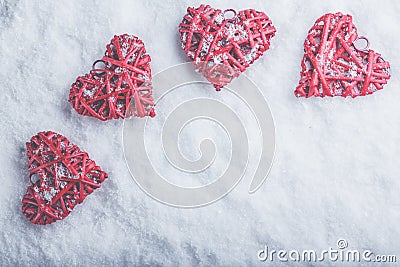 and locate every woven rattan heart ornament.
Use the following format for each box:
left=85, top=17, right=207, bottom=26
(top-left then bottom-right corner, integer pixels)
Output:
left=22, top=131, right=108, bottom=225
left=179, top=5, right=276, bottom=90
left=69, top=34, right=155, bottom=121
left=295, top=12, right=391, bottom=98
